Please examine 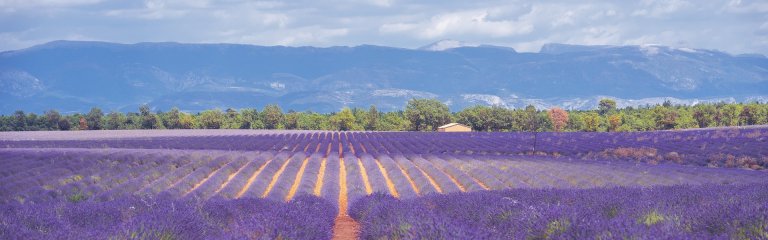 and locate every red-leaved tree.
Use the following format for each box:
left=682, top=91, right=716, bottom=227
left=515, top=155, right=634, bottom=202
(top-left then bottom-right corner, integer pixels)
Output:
left=547, top=107, right=569, bottom=132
